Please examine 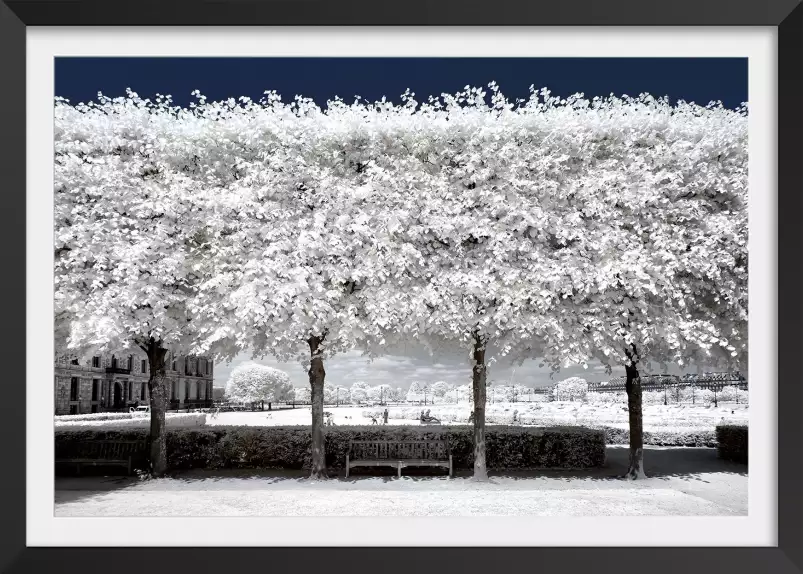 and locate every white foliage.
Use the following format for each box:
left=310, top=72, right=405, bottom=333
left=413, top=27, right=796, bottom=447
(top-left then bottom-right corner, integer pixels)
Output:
left=224, top=363, right=293, bottom=404
left=430, top=381, right=451, bottom=397
left=553, top=377, right=589, bottom=401
left=294, top=386, right=312, bottom=403
left=367, top=384, right=393, bottom=403
left=324, top=384, right=351, bottom=404
left=55, top=86, right=748, bottom=383
left=350, top=381, right=370, bottom=404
